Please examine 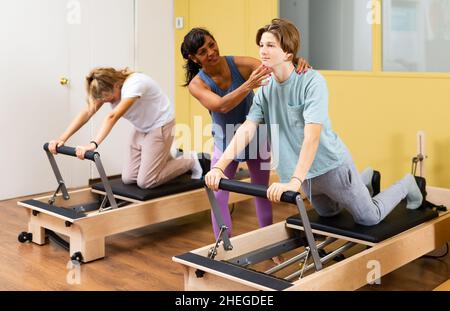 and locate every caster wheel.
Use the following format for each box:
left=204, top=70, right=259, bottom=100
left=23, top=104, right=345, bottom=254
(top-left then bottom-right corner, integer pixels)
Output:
left=18, top=232, right=32, bottom=243
left=195, top=269, right=205, bottom=278
left=70, top=252, right=83, bottom=263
